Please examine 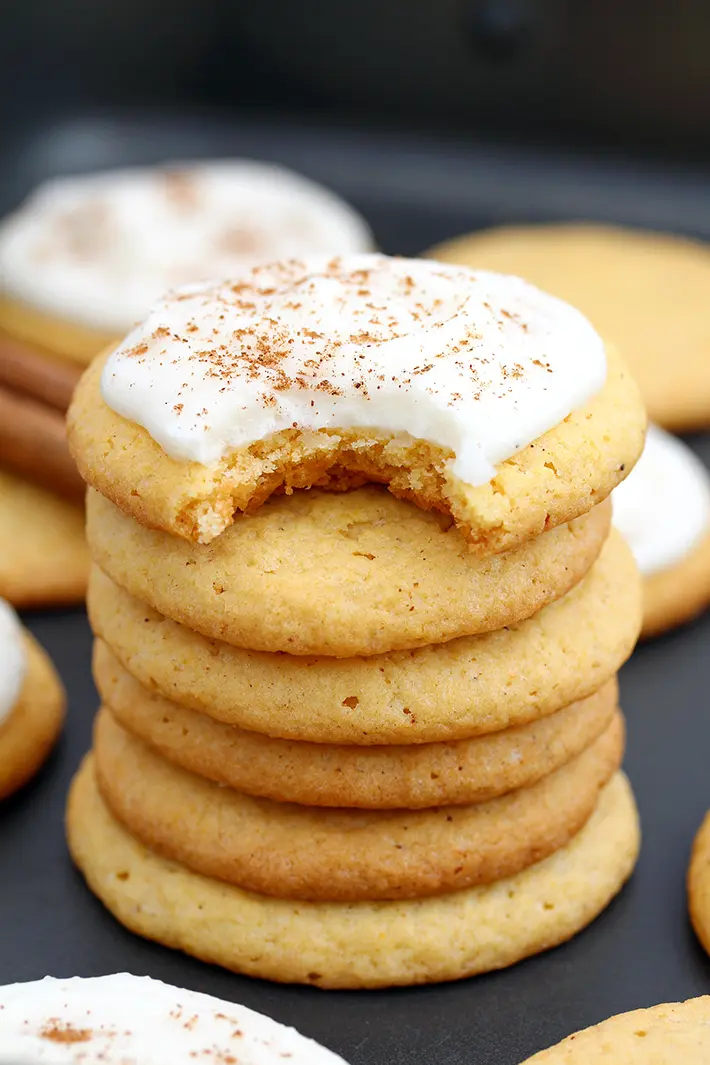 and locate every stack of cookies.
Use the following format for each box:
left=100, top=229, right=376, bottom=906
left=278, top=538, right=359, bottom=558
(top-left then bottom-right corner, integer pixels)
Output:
left=66, top=254, right=647, bottom=990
